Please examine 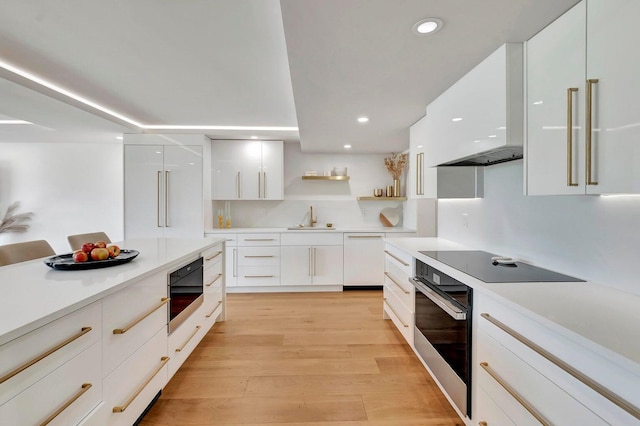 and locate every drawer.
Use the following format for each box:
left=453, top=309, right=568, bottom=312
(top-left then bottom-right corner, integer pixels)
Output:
left=383, top=244, right=412, bottom=275
left=202, top=243, right=224, bottom=267
left=210, top=233, right=237, bottom=247
left=0, top=341, right=102, bottom=426
left=204, top=259, right=223, bottom=293
left=237, top=246, right=280, bottom=266
left=476, top=386, right=516, bottom=426
left=238, top=233, right=280, bottom=246
left=281, top=232, right=343, bottom=246
left=477, top=329, right=607, bottom=425
left=102, top=270, right=168, bottom=377
left=0, top=301, right=101, bottom=404
left=168, top=304, right=207, bottom=380
left=237, top=266, right=280, bottom=286
left=103, top=327, right=168, bottom=426
left=383, top=286, right=413, bottom=346
left=383, top=270, right=414, bottom=312
left=203, top=290, right=224, bottom=324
